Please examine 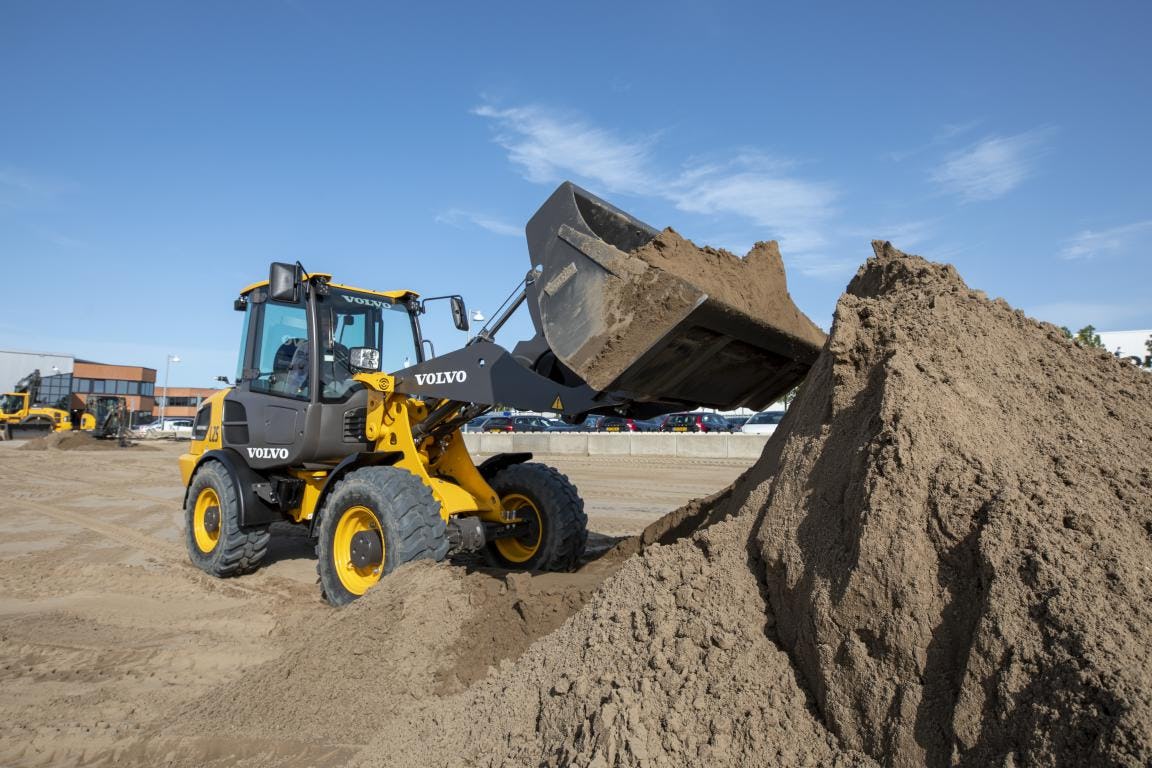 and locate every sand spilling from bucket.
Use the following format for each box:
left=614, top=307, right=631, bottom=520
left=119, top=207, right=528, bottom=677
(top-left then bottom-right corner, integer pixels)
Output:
left=631, top=229, right=825, bottom=351
left=572, top=228, right=825, bottom=398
